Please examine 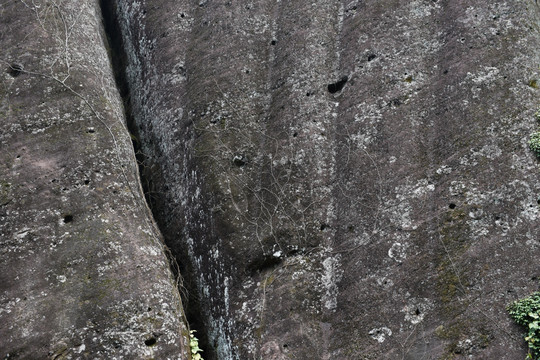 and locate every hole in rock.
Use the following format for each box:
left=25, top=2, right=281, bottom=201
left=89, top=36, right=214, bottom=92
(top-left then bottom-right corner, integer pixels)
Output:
left=63, top=215, right=73, bottom=223
left=449, top=203, right=456, bottom=209
left=247, top=255, right=283, bottom=274
left=7, top=63, right=23, bottom=77
left=144, top=337, right=157, bottom=346
left=233, top=155, right=247, bottom=167
left=327, top=75, right=348, bottom=94
left=367, top=53, right=377, bottom=61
